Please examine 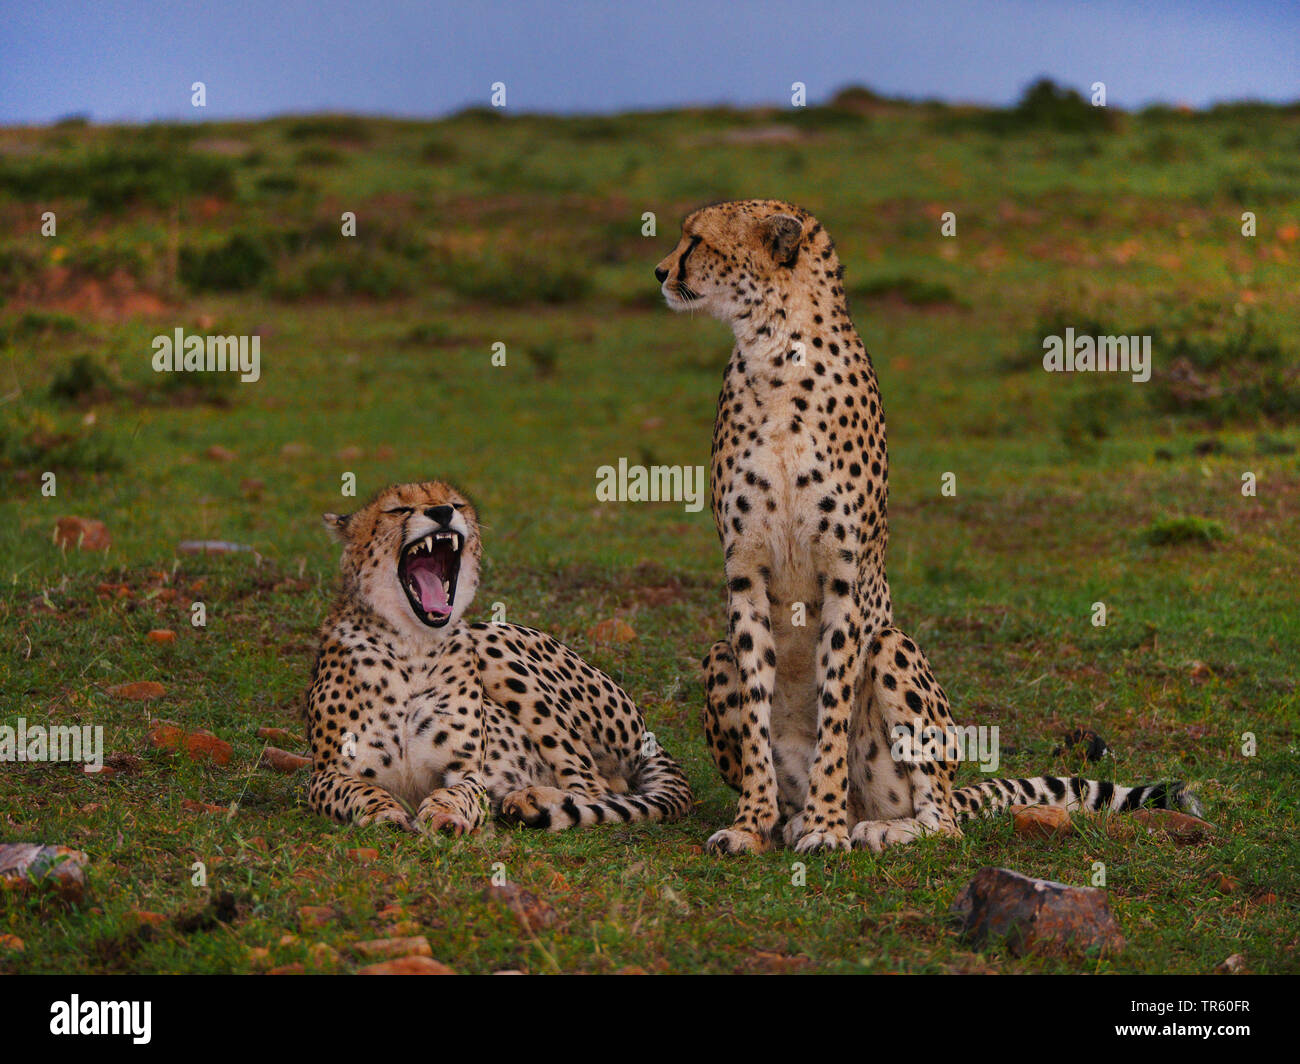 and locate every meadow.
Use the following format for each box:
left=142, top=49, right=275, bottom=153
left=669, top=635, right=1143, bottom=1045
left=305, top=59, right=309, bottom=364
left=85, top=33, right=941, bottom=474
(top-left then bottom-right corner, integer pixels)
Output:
left=1, top=83, right=1297, bottom=973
